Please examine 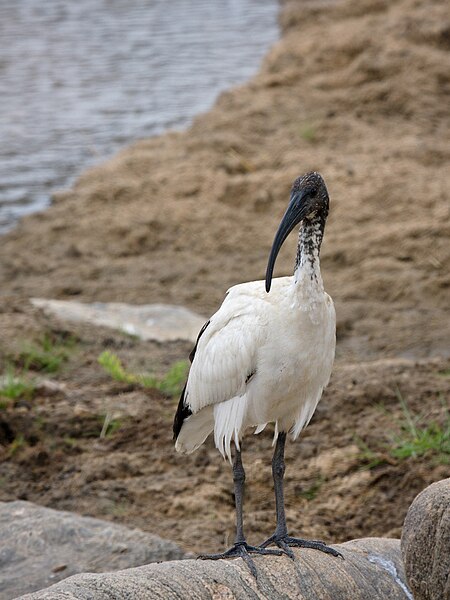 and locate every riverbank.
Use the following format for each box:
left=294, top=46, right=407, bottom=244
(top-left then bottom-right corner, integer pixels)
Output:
left=0, top=0, right=278, bottom=233
left=0, top=0, right=448, bottom=361
left=0, top=0, right=449, bottom=563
